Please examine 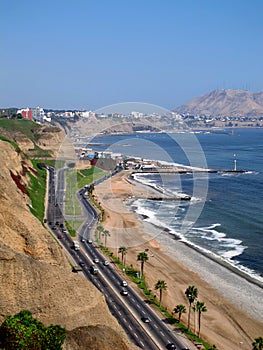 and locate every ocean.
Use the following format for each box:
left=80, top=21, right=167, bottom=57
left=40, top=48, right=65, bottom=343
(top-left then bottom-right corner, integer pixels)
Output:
left=89, top=128, right=263, bottom=282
